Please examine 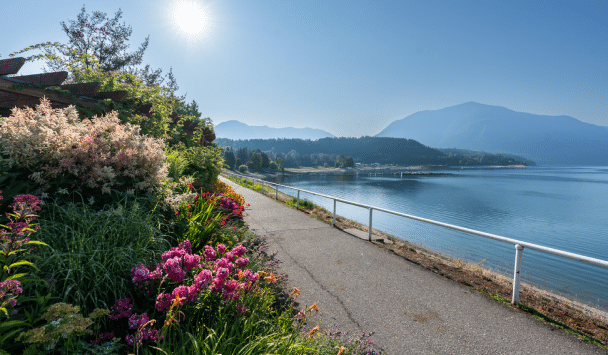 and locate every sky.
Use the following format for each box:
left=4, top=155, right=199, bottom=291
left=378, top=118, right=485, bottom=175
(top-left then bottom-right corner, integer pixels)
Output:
left=2, top=0, right=607, bottom=137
